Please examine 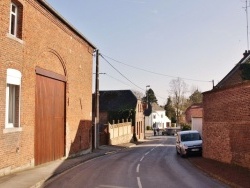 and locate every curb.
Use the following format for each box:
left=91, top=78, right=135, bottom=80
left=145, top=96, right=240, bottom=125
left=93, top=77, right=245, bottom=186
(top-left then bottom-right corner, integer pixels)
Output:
left=34, top=145, right=132, bottom=188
